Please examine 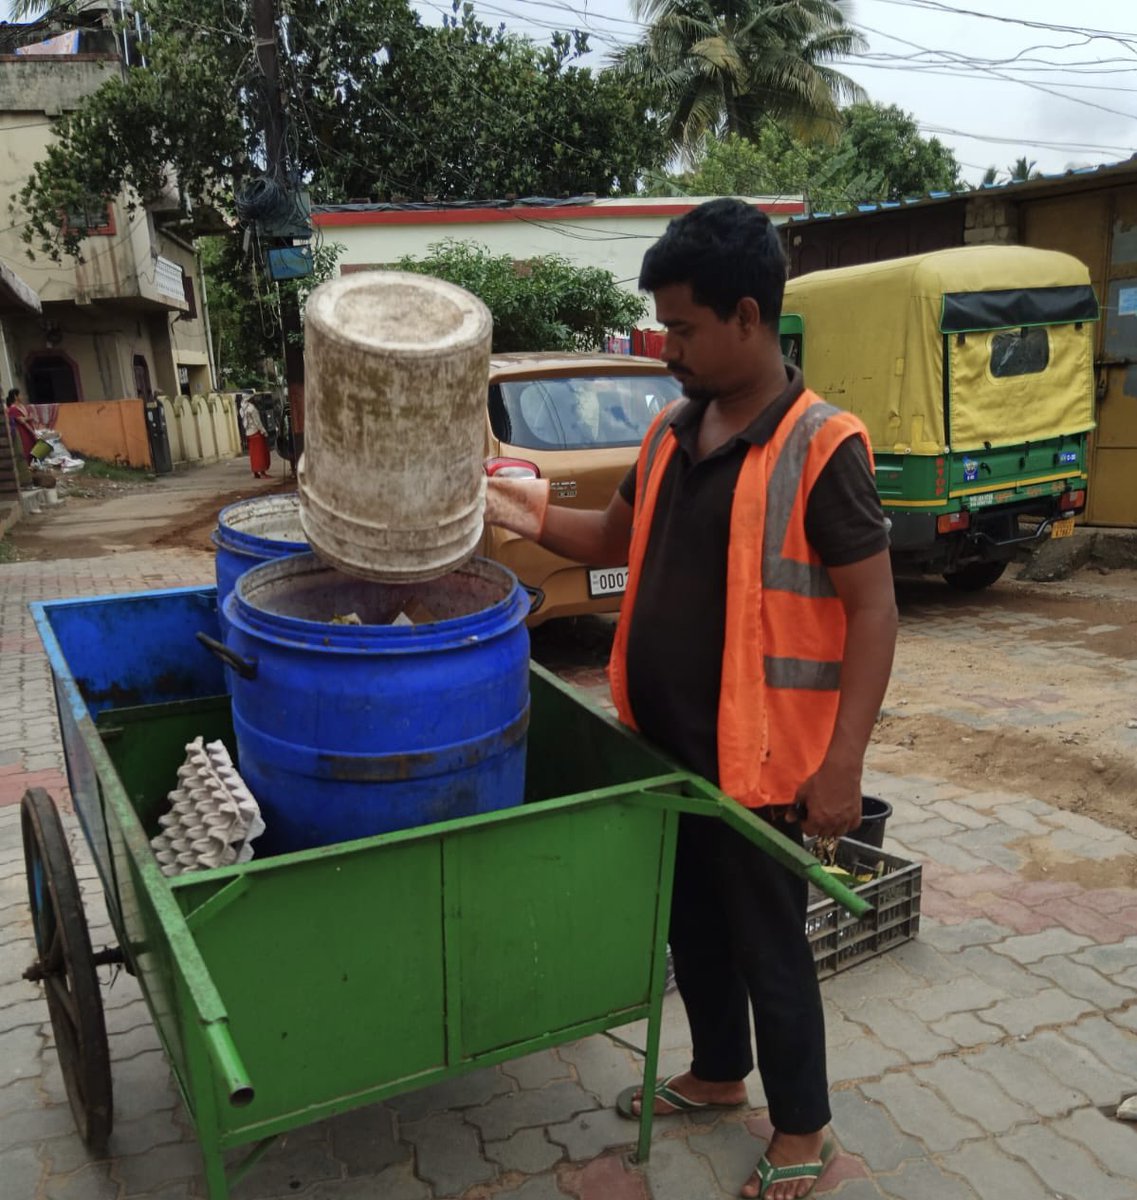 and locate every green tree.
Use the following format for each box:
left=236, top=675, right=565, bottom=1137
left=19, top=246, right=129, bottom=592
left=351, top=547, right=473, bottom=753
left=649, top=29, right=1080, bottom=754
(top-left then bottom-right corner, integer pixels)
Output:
left=396, top=241, right=646, bottom=352
left=197, top=236, right=342, bottom=390
left=615, top=0, right=866, bottom=157
left=673, top=104, right=960, bottom=209
left=10, top=0, right=667, bottom=261
left=1007, top=156, right=1040, bottom=182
